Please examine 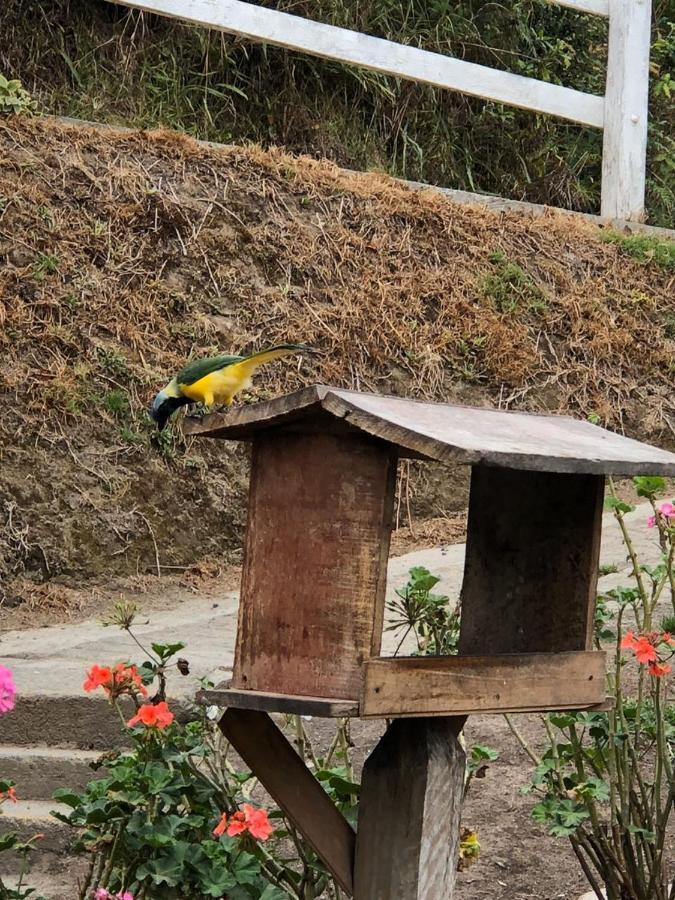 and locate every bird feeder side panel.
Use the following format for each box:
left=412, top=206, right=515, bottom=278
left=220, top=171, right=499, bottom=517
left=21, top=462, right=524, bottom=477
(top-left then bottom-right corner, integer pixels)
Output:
left=232, top=430, right=397, bottom=700
left=458, top=466, right=605, bottom=657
